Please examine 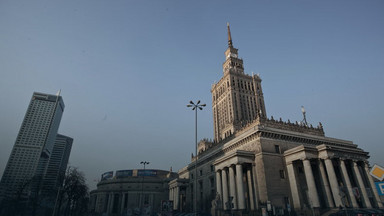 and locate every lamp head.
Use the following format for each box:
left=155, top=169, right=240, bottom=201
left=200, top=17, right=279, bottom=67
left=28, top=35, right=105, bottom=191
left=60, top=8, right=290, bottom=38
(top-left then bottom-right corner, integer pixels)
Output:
left=301, top=106, right=306, bottom=114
